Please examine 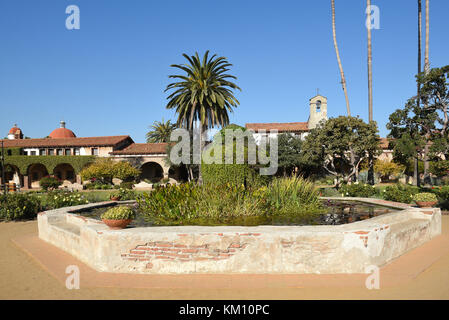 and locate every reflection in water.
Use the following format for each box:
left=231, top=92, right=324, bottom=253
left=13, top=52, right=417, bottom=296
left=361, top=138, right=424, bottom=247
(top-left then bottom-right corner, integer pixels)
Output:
left=79, top=199, right=397, bottom=227
left=318, top=200, right=393, bottom=225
